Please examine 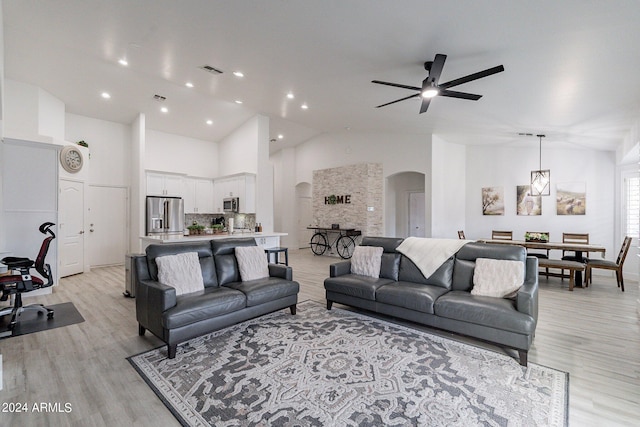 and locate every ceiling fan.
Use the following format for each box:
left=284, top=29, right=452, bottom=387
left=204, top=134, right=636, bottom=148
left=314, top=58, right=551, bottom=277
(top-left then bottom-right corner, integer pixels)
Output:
left=372, top=54, right=504, bottom=114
